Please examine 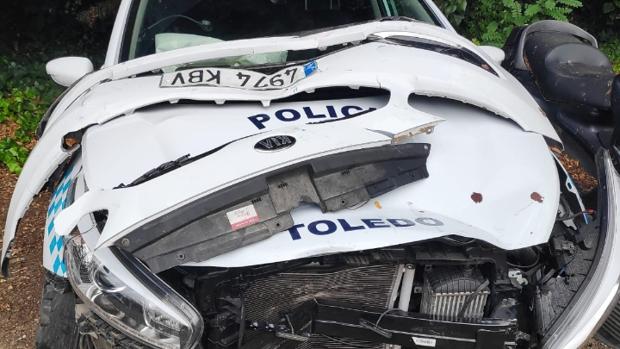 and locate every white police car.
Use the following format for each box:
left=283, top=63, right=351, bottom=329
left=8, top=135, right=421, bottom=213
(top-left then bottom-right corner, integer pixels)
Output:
left=3, top=1, right=620, bottom=348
